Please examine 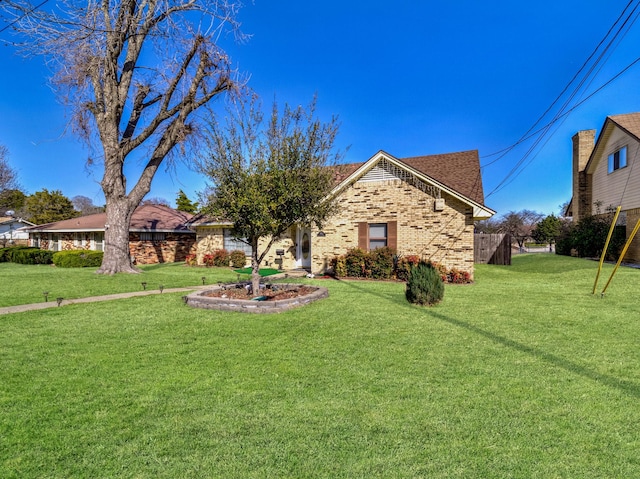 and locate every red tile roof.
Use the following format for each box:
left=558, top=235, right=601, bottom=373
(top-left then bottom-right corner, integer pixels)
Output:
left=28, top=204, right=194, bottom=232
